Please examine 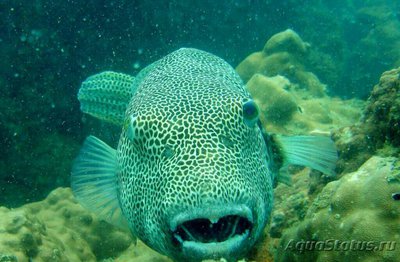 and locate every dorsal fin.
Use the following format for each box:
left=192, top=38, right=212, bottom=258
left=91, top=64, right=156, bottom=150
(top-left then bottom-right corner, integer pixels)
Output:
left=78, top=71, right=134, bottom=125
